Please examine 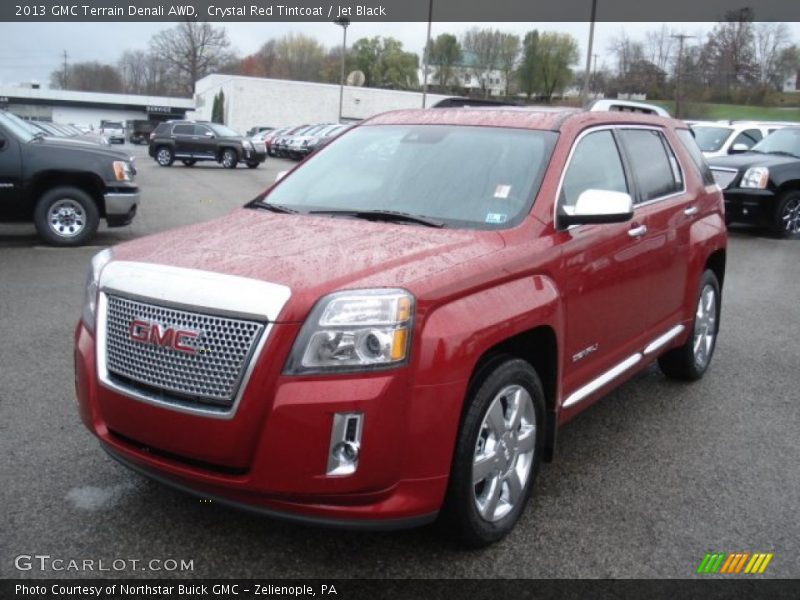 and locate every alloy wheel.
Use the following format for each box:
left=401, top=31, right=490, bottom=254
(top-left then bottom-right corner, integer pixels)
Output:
left=782, top=197, right=800, bottom=234
left=693, top=284, right=717, bottom=370
left=472, top=384, right=536, bottom=522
